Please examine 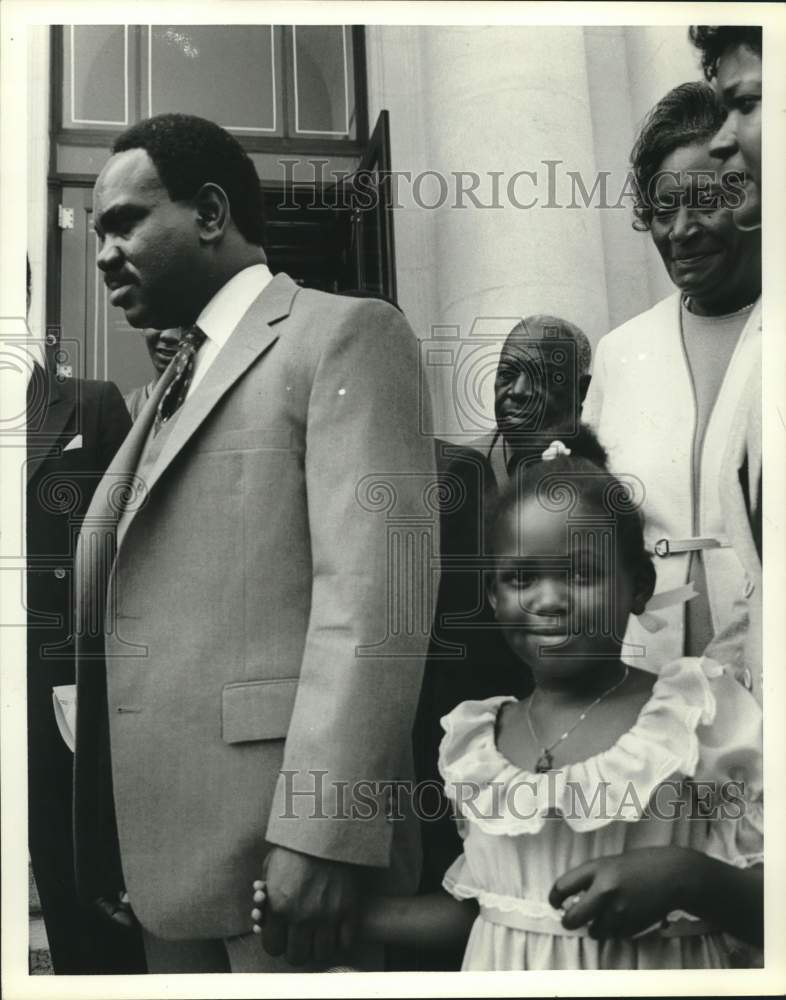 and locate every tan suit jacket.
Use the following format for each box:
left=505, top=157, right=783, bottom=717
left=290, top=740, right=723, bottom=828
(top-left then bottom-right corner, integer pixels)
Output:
left=74, top=273, right=437, bottom=939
